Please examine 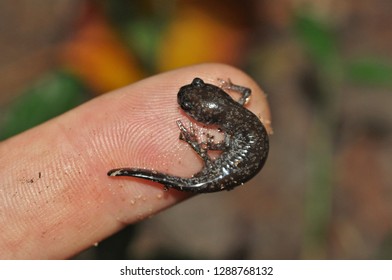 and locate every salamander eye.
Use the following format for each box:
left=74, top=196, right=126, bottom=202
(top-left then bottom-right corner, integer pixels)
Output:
left=181, top=100, right=193, bottom=111
left=192, top=78, right=205, bottom=87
